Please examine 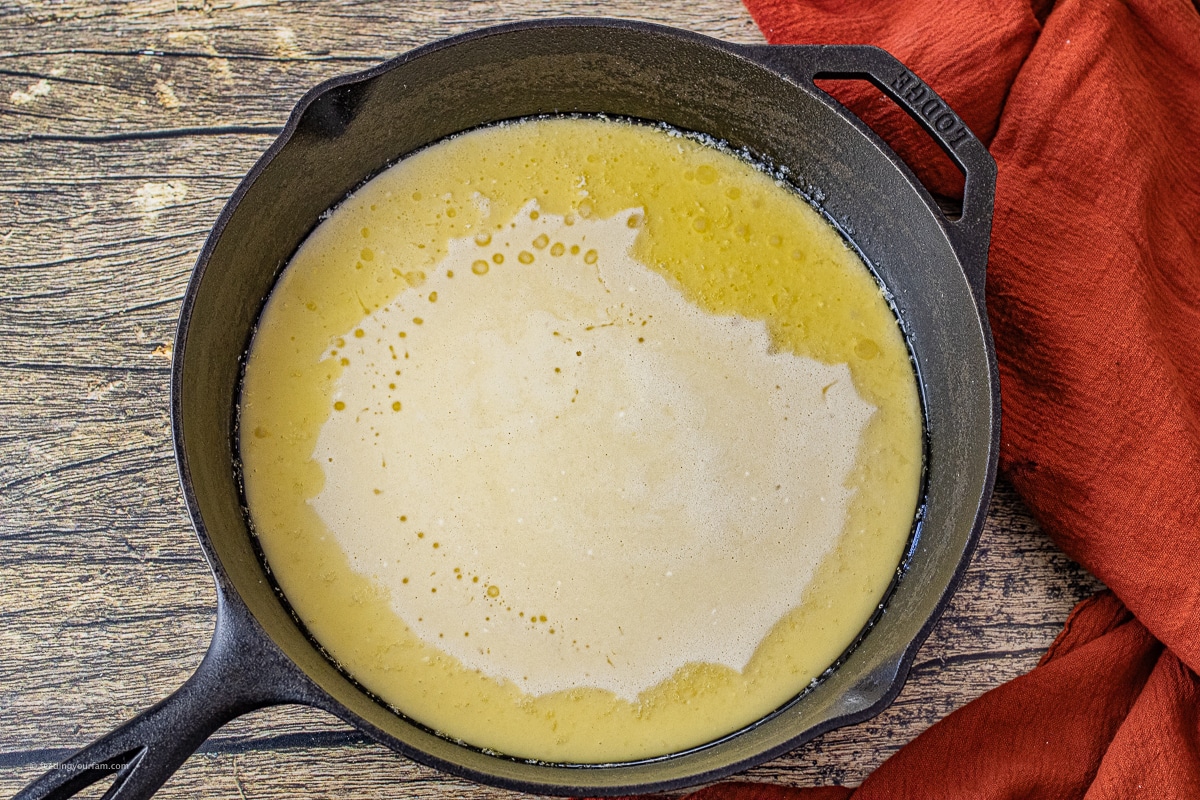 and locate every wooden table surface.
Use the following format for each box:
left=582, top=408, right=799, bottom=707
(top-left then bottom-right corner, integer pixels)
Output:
left=0, top=1, right=1103, bottom=797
